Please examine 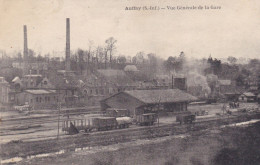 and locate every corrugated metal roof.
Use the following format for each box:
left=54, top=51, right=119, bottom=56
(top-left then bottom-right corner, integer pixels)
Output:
left=124, top=89, right=197, bottom=104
